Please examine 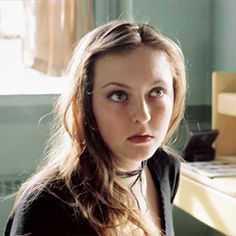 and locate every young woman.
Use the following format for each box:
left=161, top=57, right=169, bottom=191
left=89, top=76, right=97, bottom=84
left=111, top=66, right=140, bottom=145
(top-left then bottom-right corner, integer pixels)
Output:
left=5, top=20, right=186, bottom=236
